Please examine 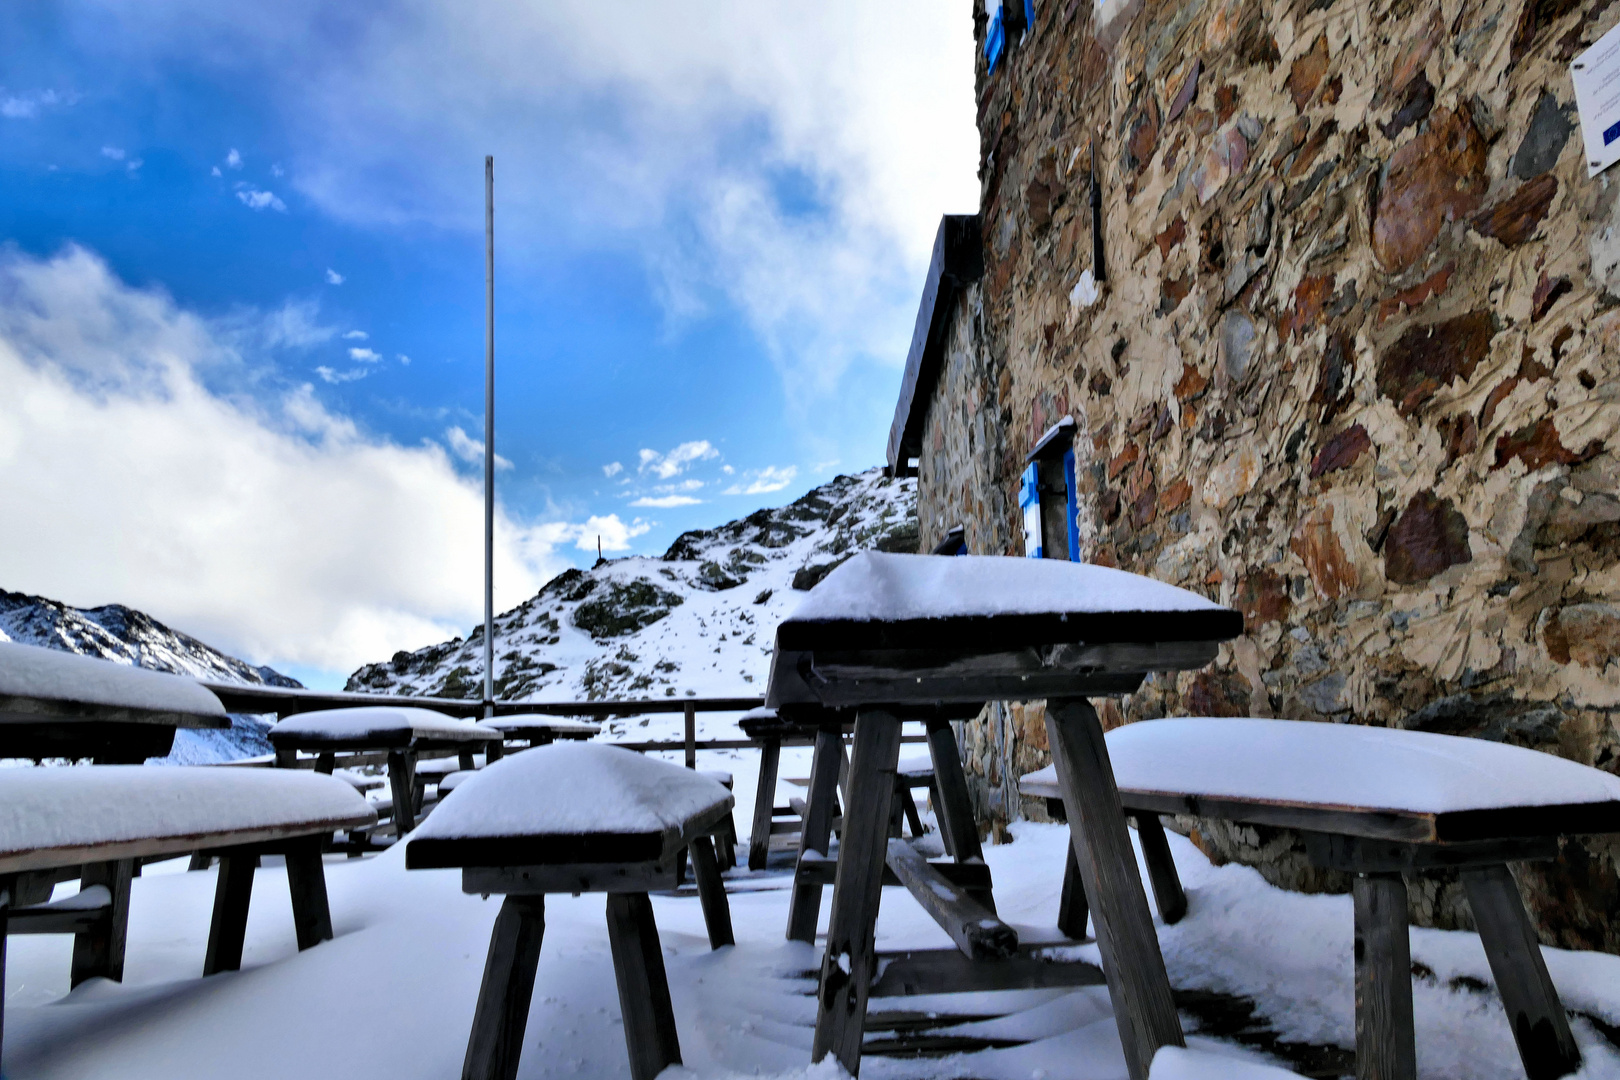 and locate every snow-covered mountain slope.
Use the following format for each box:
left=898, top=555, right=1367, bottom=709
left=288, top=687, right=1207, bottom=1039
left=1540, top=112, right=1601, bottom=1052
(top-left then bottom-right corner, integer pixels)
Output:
left=347, top=468, right=918, bottom=702
left=0, top=590, right=300, bottom=763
